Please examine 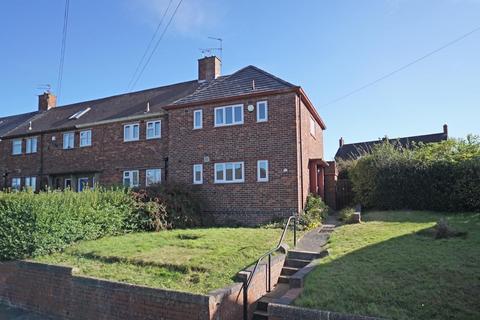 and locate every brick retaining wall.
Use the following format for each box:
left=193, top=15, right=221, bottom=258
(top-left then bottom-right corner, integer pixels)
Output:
left=269, top=303, right=385, bottom=320
left=0, top=255, right=286, bottom=320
